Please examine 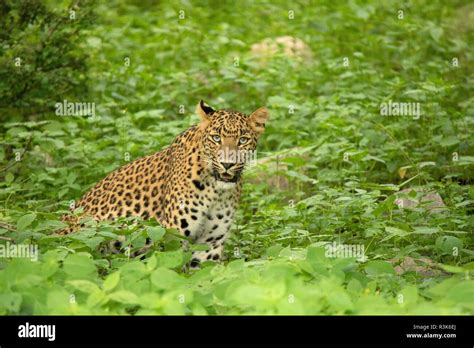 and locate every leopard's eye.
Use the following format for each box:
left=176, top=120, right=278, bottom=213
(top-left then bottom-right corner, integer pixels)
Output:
left=239, top=137, right=249, bottom=145
left=211, top=134, right=221, bottom=143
